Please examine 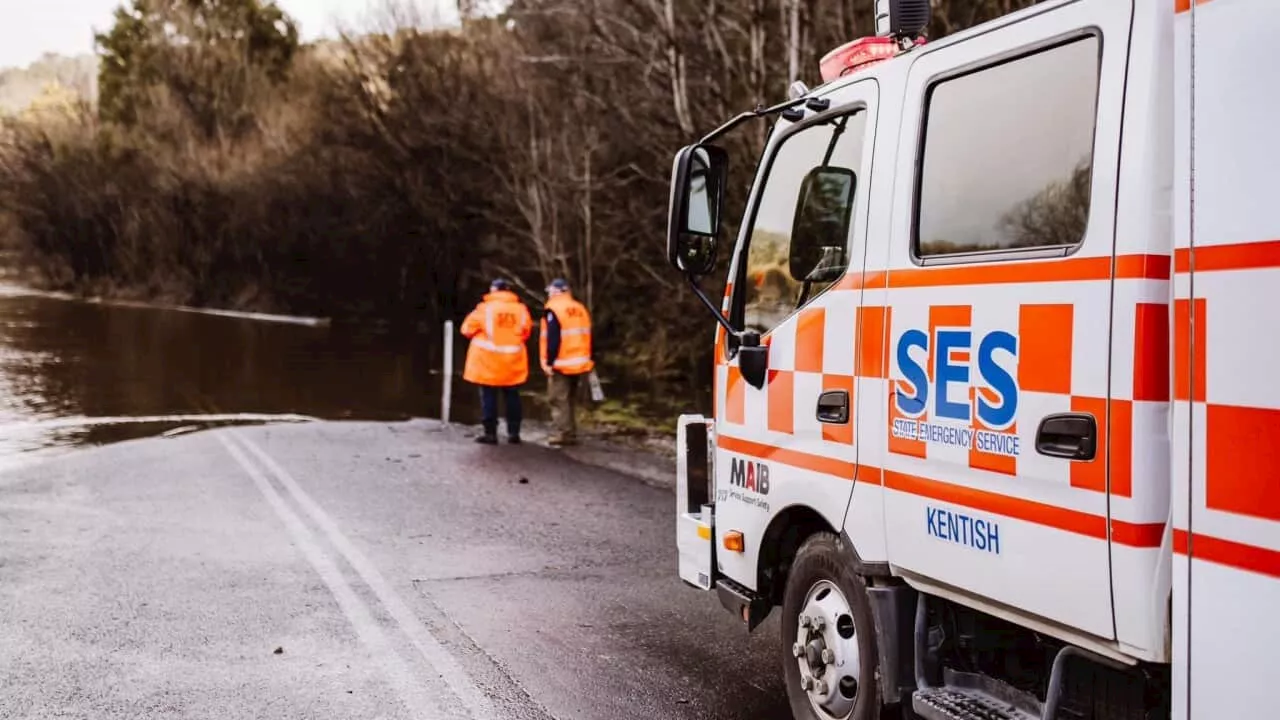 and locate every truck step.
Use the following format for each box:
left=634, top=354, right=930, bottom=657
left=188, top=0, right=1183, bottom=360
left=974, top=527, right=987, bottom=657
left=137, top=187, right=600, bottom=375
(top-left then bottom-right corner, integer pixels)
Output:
left=913, top=687, right=1038, bottom=720
left=912, top=669, right=1041, bottom=720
